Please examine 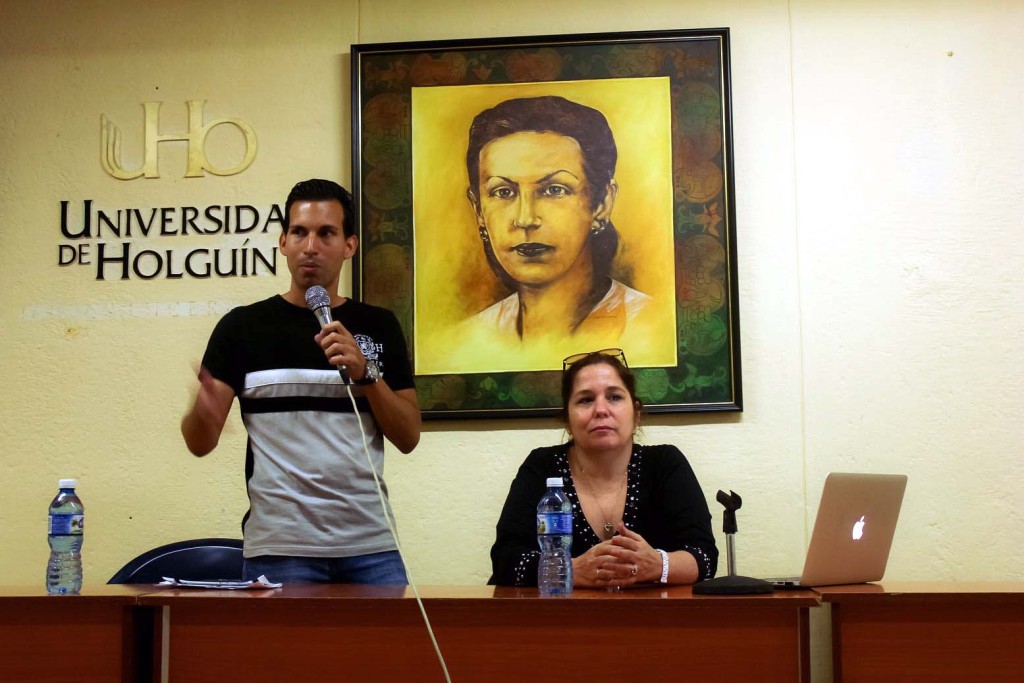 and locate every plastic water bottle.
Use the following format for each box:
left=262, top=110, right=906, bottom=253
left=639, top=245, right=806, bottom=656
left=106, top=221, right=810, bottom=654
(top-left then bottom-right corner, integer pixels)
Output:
left=46, top=479, right=84, bottom=595
left=537, top=476, right=573, bottom=596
